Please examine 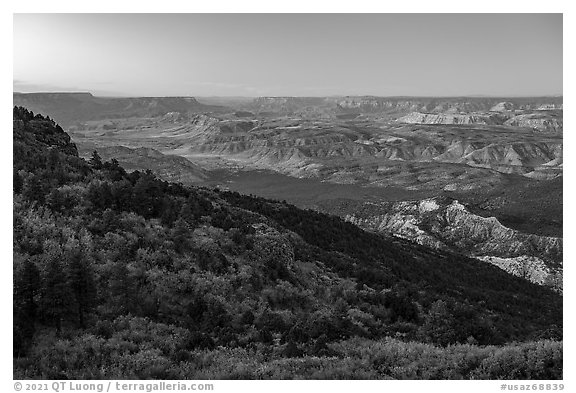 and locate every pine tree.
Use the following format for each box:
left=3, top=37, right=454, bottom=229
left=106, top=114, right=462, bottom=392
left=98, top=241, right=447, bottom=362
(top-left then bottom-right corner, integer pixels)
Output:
left=160, top=197, right=179, bottom=226
left=40, top=258, right=72, bottom=334
left=21, top=173, right=48, bottom=203
left=66, top=250, right=97, bottom=328
left=13, top=259, right=41, bottom=356
left=179, top=201, right=197, bottom=226
left=108, top=262, right=135, bottom=316
left=132, top=172, right=162, bottom=218
left=172, top=218, right=191, bottom=253
left=13, top=170, right=23, bottom=194
left=89, top=150, right=103, bottom=170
